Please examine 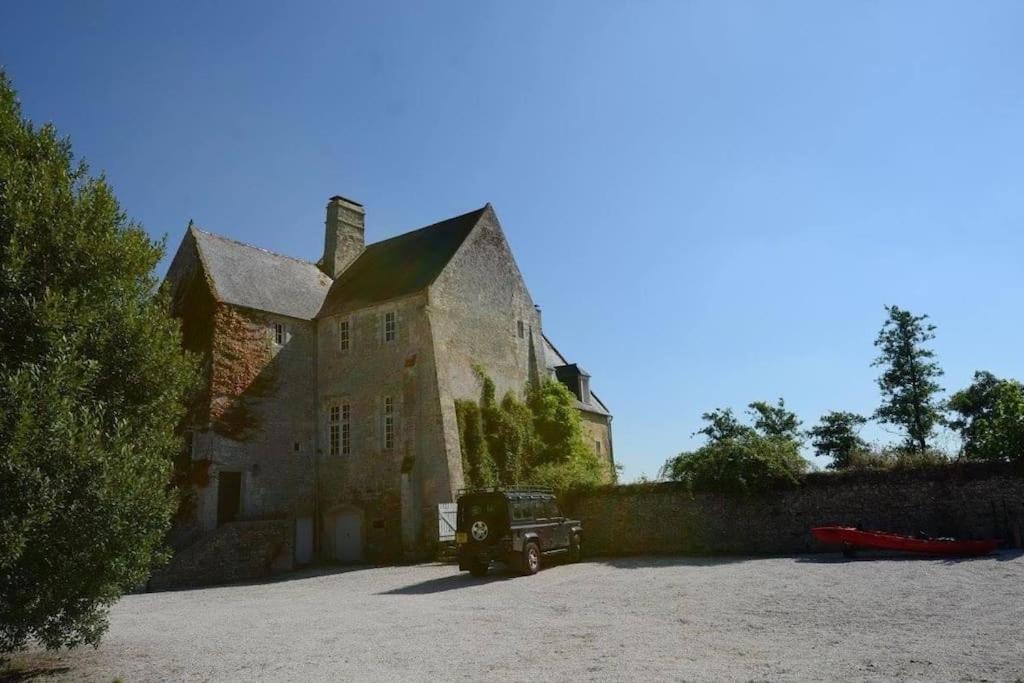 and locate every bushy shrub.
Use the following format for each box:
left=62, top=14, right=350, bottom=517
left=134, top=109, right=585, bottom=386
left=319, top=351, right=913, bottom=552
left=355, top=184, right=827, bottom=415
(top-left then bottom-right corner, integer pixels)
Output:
left=0, top=72, right=196, bottom=652
left=661, top=434, right=808, bottom=494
